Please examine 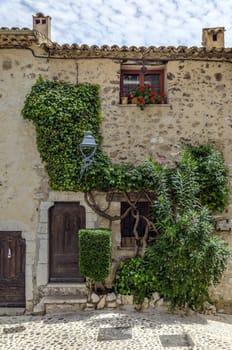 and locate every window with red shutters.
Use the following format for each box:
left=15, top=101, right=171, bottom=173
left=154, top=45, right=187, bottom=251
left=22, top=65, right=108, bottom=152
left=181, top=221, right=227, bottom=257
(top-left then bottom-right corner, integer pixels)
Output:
left=120, top=69, right=164, bottom=100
